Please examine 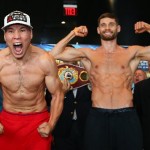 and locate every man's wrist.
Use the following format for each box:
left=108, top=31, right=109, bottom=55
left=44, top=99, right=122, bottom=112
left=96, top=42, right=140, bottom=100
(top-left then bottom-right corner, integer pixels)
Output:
left=71, top=28, right=76, bottom=35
